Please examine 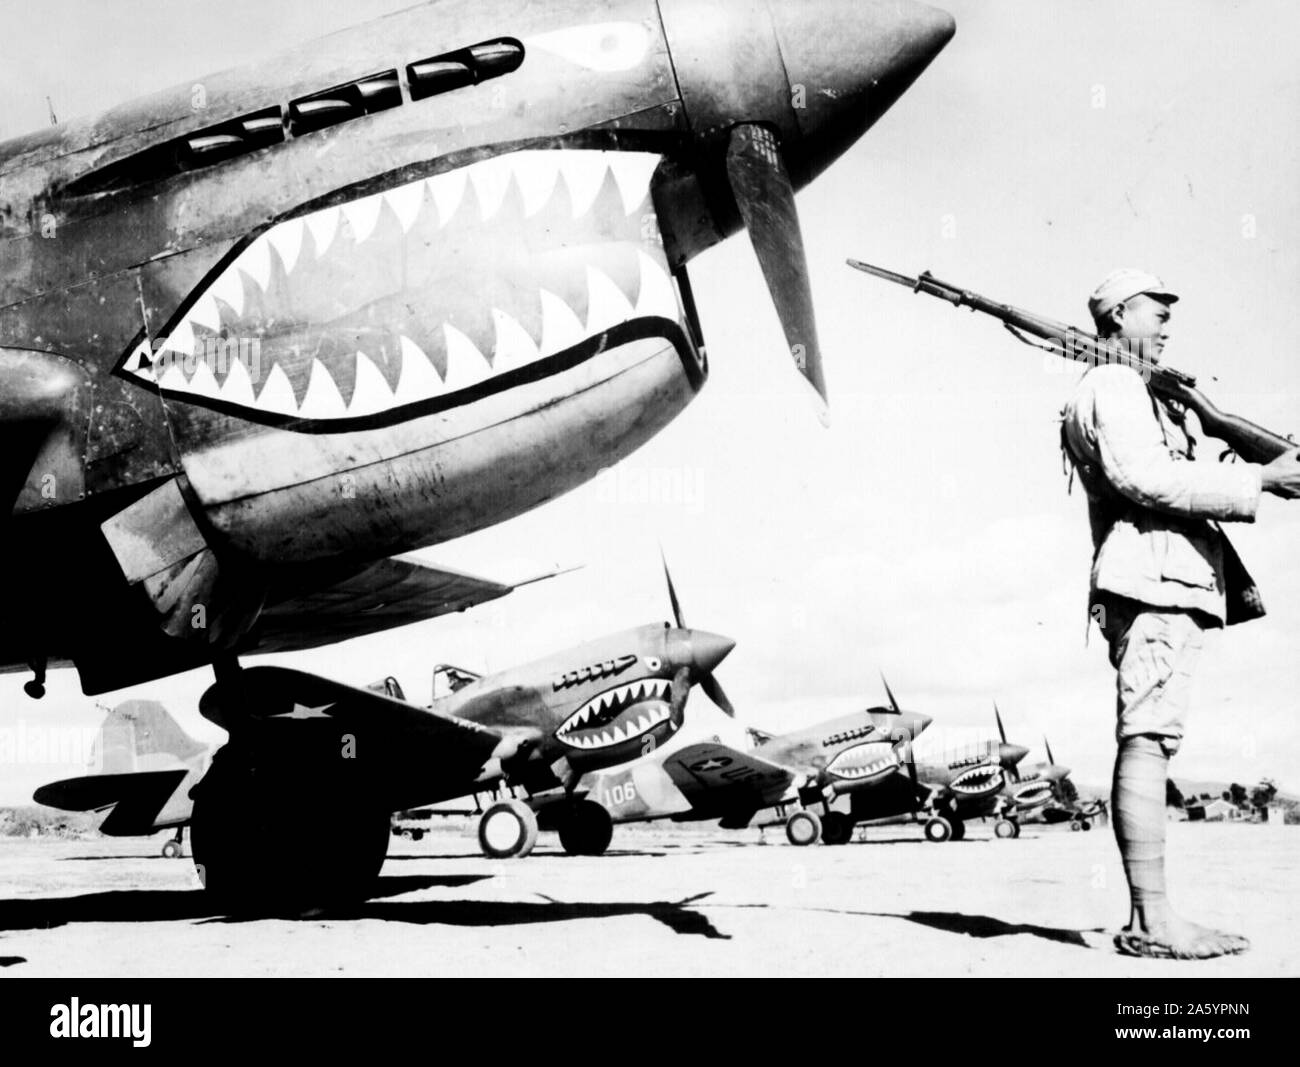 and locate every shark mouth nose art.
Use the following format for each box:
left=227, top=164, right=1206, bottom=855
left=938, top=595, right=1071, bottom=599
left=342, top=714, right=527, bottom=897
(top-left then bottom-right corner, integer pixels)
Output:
left=825, top=741, right=900, bottom=781
left=117, top=148, right=681, bottom=427
left=951, top=764, right=1005, bottom=796
left=1013, top=781, right=1054, bottom=807
left=556, top=678, right=673, bottom=750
